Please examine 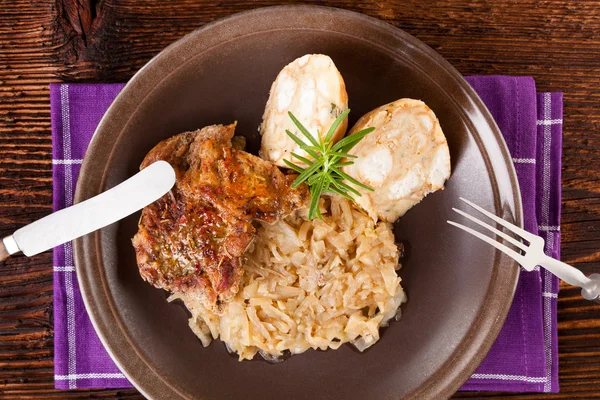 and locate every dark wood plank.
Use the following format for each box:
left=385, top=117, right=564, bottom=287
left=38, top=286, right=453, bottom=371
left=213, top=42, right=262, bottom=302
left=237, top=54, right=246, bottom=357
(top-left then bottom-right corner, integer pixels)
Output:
left=0, top=0, right=599, bottom=398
